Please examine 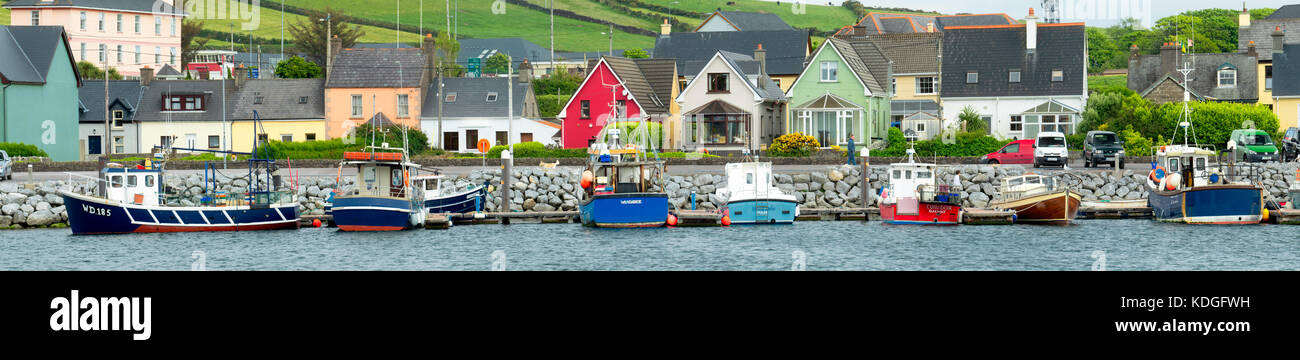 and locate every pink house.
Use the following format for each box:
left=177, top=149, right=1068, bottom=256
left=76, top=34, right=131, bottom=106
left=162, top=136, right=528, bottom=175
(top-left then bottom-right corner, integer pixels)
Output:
left=557, top=56, right=678, bottom=149
left=4, top=0, right=185, bottom=78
